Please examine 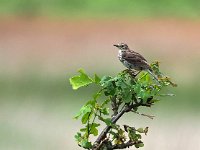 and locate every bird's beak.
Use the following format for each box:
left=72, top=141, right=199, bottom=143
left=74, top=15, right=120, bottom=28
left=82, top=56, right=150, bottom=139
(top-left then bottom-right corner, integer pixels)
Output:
left=113, top=44, right=119, bottom=47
